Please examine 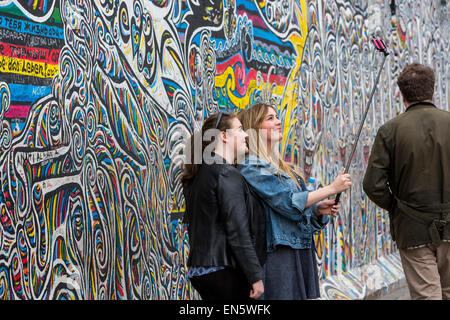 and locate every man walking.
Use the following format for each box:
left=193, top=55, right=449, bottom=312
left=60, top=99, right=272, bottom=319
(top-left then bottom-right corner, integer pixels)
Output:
left=363, top=63, right=450, bottom=300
